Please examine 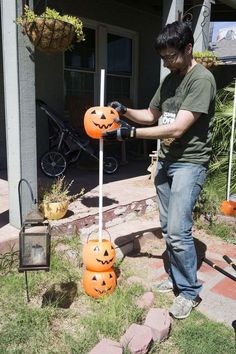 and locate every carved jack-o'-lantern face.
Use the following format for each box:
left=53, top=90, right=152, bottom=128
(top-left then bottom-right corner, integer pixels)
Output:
left=82, top=239, right=116, bottom=271
left=84, top=106, right=119, bottom=139
left=82, top=268, right=117, bottom=298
